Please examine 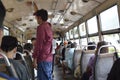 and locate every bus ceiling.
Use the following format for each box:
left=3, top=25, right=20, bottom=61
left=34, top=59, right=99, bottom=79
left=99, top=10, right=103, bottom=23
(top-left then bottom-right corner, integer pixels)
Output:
left=2, top=0, right=106, bottom=39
